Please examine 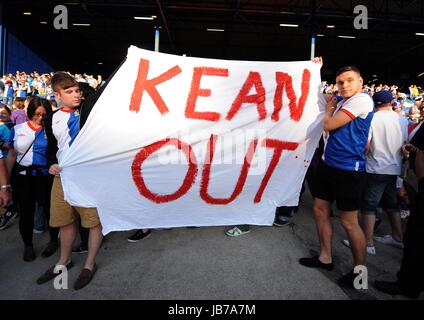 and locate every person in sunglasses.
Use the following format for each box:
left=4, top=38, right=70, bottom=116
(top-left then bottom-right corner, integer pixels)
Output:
left=6, top=97, right=59, bottom=261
